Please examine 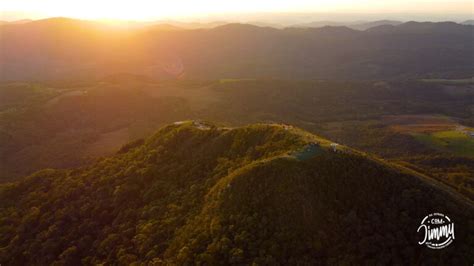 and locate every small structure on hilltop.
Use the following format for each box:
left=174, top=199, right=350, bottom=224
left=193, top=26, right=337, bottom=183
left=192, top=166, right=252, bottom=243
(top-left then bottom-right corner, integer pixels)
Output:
left=308, top=142, right=319, bottom=148
left=193, top=121, right=211, bottom=130
left=330, top=143, right=339, bottom=152
left=293, top=142, right=321, bottom=160
left=282, top=124, right=293, bottom=130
